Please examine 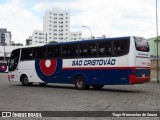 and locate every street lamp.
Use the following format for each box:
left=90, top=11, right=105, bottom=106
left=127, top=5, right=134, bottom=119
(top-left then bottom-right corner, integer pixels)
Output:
left=156, top=0, right=159, bottom=83
left=82, top=26, right=92, bottom=39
